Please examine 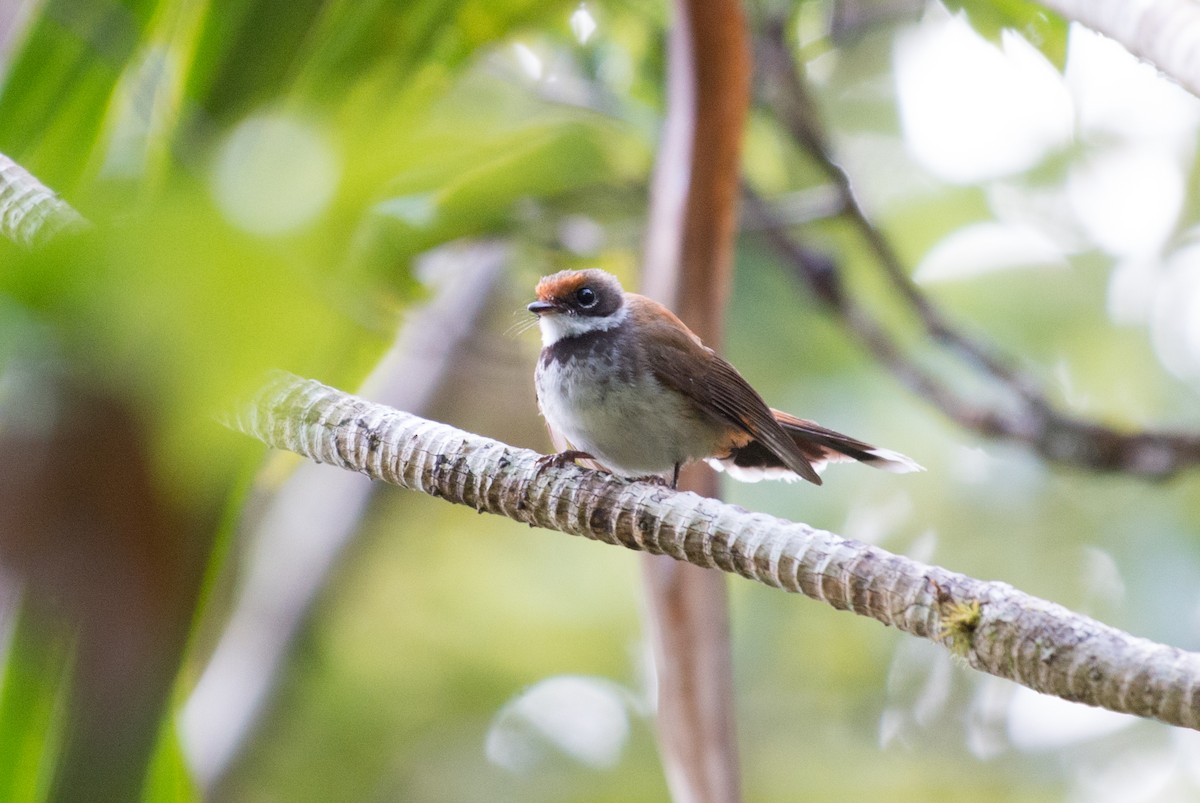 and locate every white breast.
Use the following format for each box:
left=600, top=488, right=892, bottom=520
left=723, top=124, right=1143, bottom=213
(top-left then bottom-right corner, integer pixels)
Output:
left=535, top=352, right=722, bottom=478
